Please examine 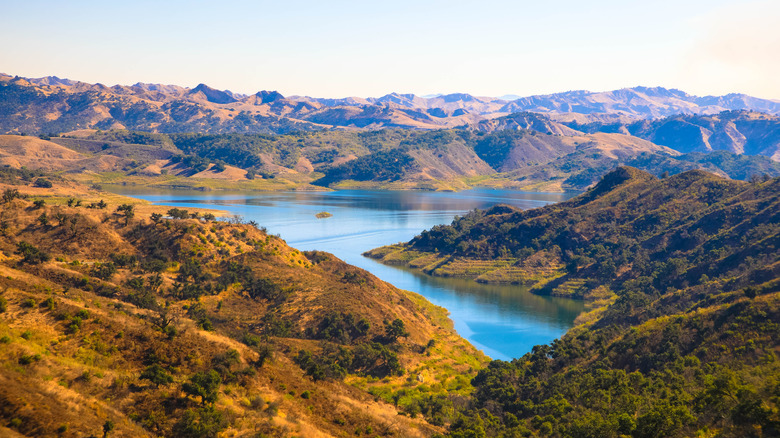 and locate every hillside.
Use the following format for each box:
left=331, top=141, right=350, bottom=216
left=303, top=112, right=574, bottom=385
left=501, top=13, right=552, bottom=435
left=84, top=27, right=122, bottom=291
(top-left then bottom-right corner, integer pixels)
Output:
left=367, top=168, right=780, bottom=437
left=311, top=130, right=494, bottom=190
left=468, top=112, right=584, bottom=136
left=0, top=175, right=486, bottom=437
left=567, top=110, right=780, bottom=161
left=366, top=167, right=778, bottom=296
left=1, top=124, right=778, bottom=194
left=483, top=135, right=780, bottom=192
